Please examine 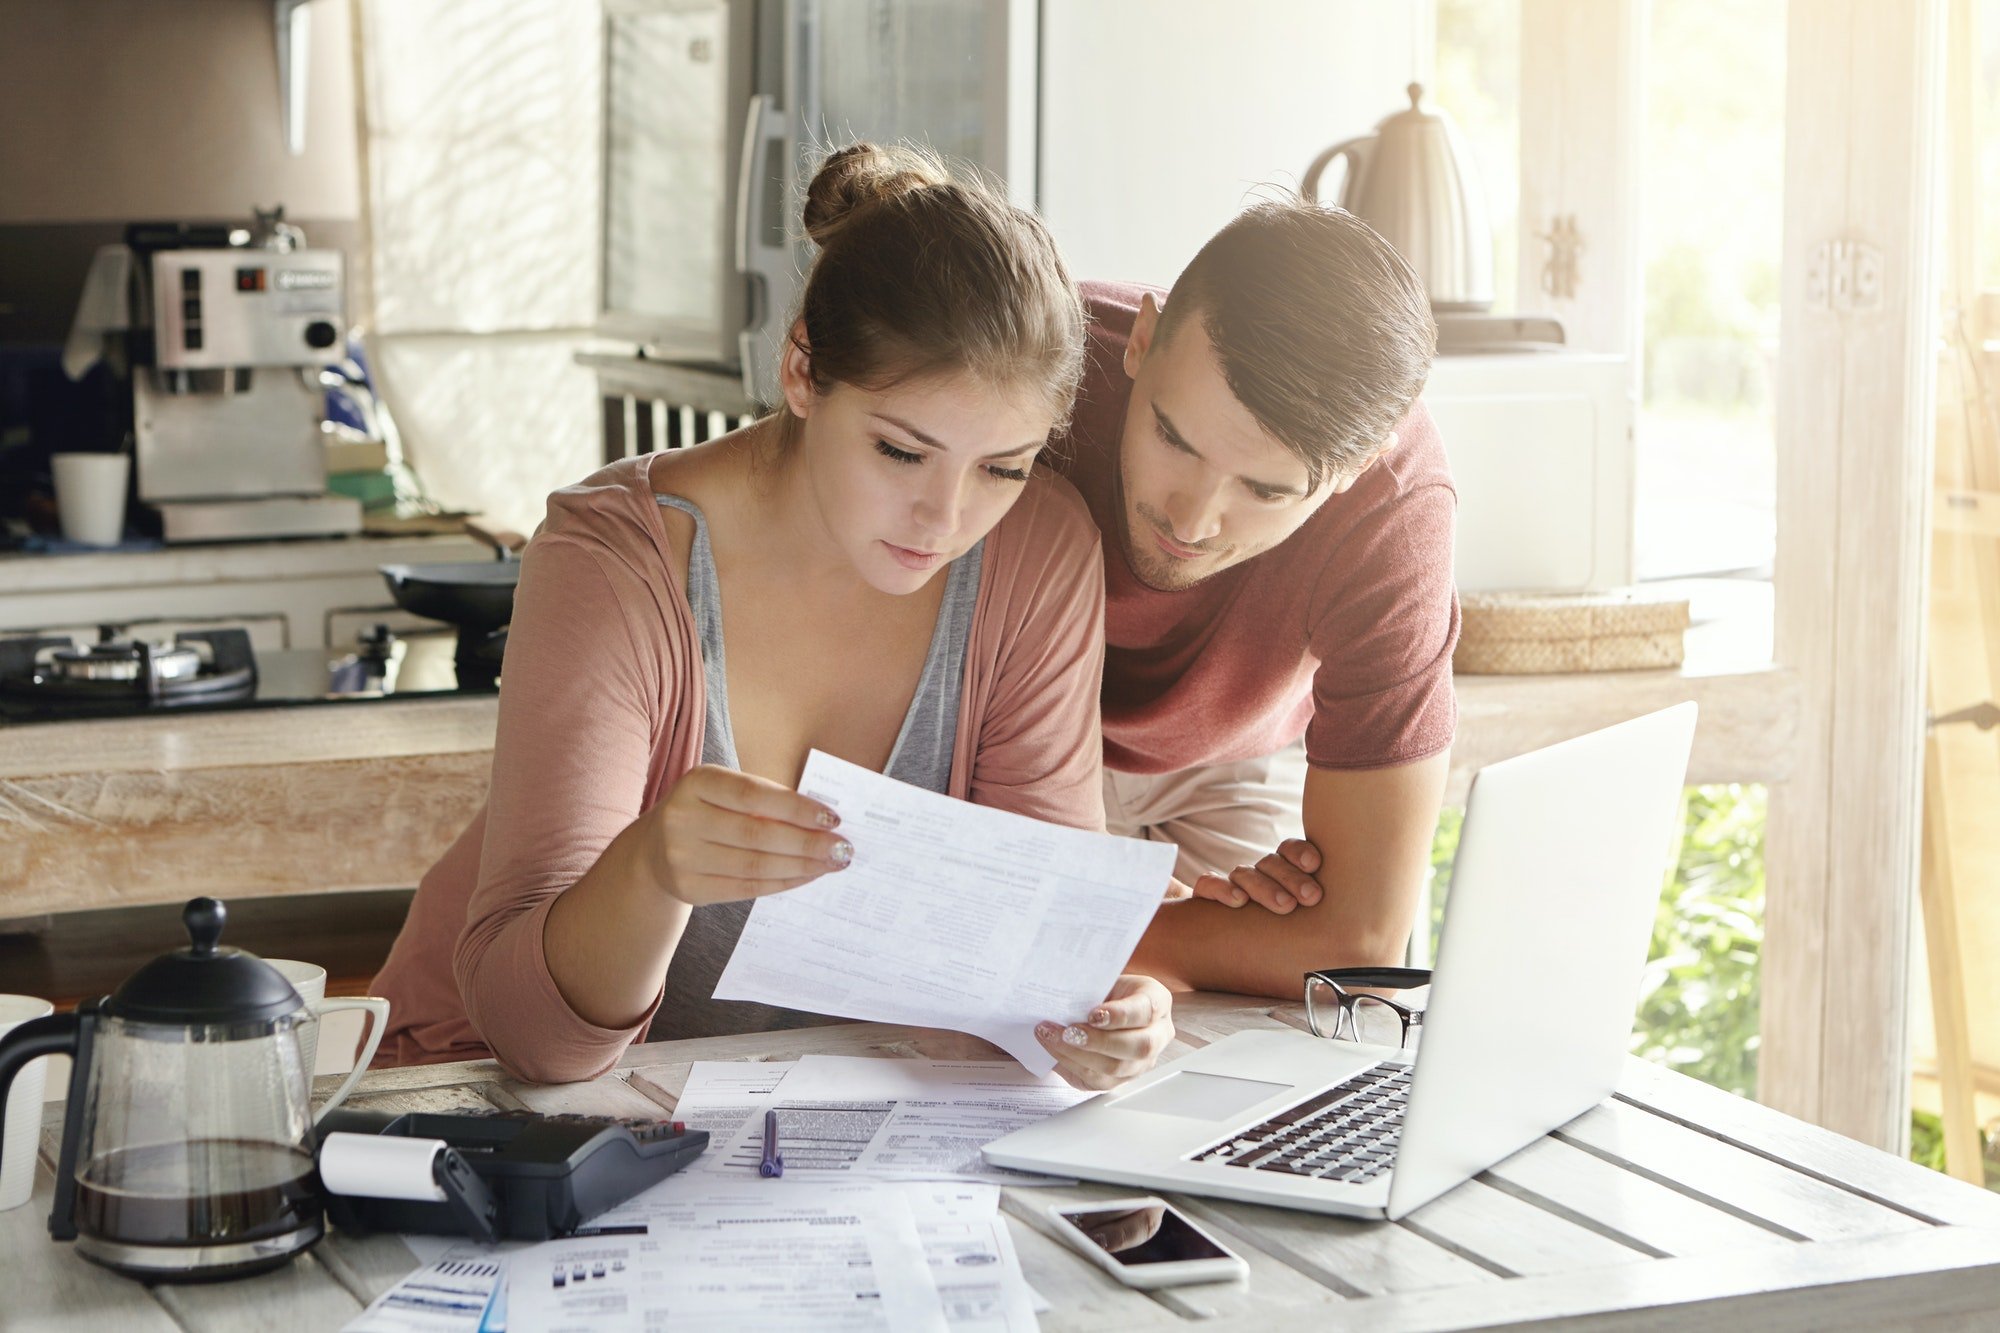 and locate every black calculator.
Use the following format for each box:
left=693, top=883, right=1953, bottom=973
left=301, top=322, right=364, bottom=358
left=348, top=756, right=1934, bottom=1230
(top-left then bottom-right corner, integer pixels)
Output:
left=317, top=1107, right=709, bottom=1243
